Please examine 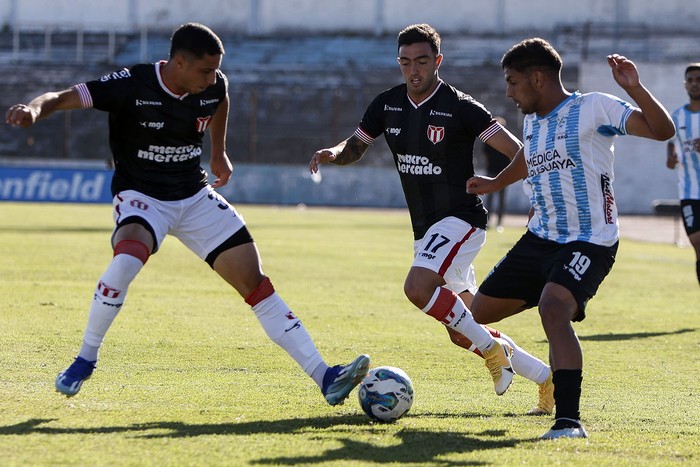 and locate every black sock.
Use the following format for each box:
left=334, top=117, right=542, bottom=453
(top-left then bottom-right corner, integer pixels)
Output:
left=553, top=369, right=583, bottom=422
